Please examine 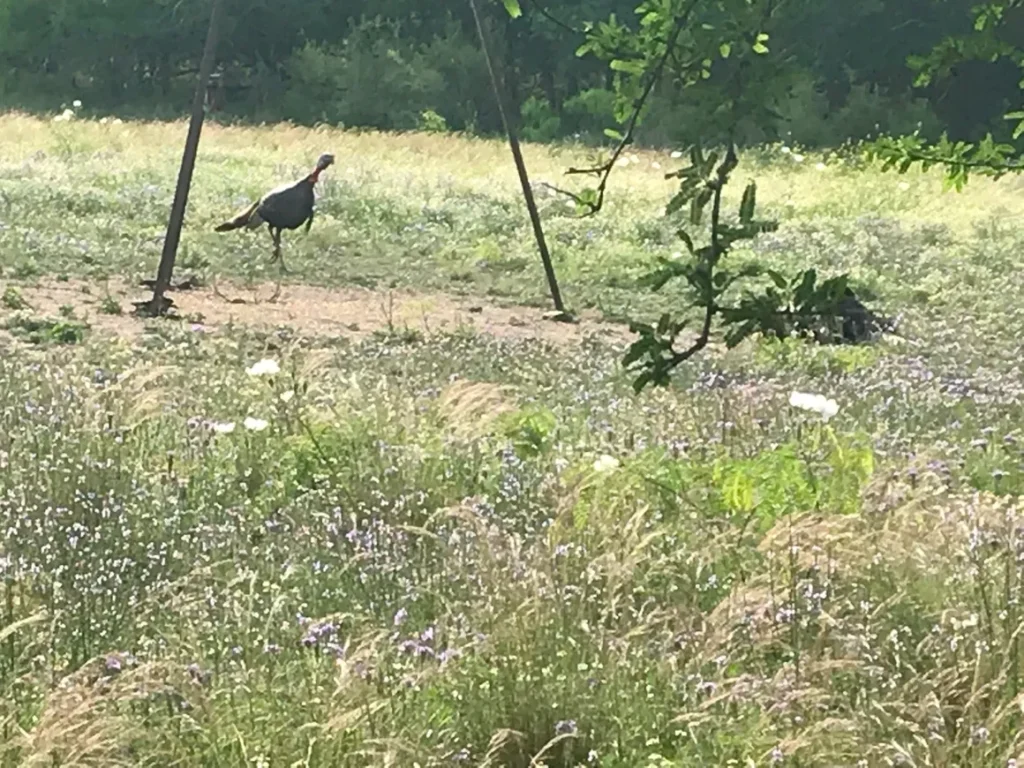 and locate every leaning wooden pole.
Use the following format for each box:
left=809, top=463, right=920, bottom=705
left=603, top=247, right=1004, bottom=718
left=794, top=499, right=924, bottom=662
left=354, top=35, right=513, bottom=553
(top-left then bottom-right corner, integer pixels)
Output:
left=138, top=0, right=224, bottom=316
left=468, top=0, right=569, bottom=317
